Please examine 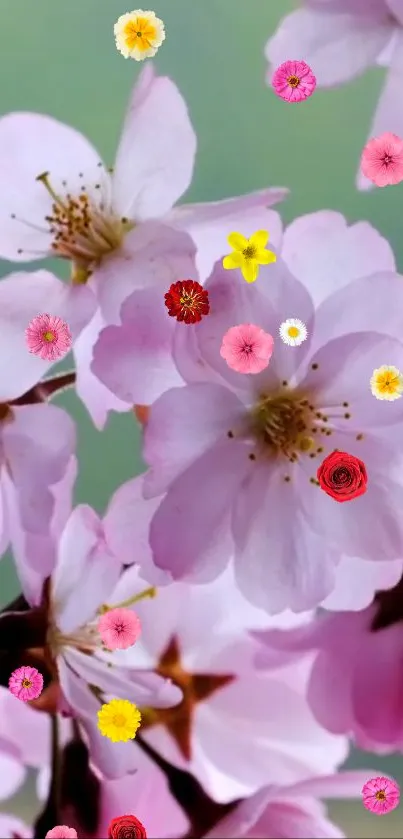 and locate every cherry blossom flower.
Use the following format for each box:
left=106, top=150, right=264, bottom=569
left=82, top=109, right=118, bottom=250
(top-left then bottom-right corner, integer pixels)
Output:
left=98, top=607, right=141, bottom=650
left=254, top=571, right=403, bottom=752
left=220, top=324, right=274, bottom=374
left=25, top=313, right=72, bottom=361
left=271, top=60, right=316, bottom=102
left=265, top=1, right=403, bottom=188
left=108, top=559, right=347, bottom=802
left=8, top=666, right=43, bottom=701
left=0, top=66, right=287, bottom=426
left=0, top=269, right=94, bottom=603
left=206, top=771, right=373, bottom=838
left=142, top=214, right=403, bottom=613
